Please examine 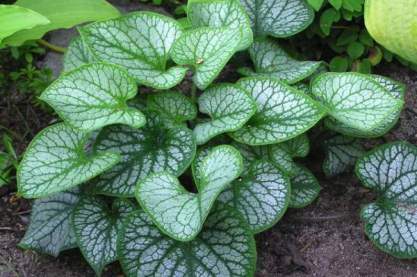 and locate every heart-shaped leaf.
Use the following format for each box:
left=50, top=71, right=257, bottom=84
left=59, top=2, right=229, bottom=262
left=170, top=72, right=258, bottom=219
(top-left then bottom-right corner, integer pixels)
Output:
left=187, top=0, right=253, bottom=50
left=241, top=0, right=314, bottom=37
left=136, top=145, right=243, bottom=241
left=17, top=123, right=120, bottom=198
left=312, top=73, right=404, bottom=135
left=117, top=203, right=256, bottom=276
left=279, top=134, right=310, bottom=158
left=19, top=188, right=80, bottom=256
left=40, top=63, right=146, bottom=132
left=356, top=142, right=417, bottom=258
left=72, top=197, right=135, bottom=275
left=218, top=160, right=290, bottom=232
left=230, top=77, right=325, bottom=145
left=92, top=123, right=195, bottom=197
left=289, top=165, right=321, bottom=208
left=194, top=83, right=257, bottom=145
left=323, top=134, right=364, bottom=177
left=80, top=12, right=187, bottom=89
left=171, top=27, right=240, bottom=90
left=147, top=91, right=197, bottom=127
left=63, top=36, right=95, bottom=72
left=238, top=38, right=321, bottom=84
left=324, top=74, right=406, bottom=138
